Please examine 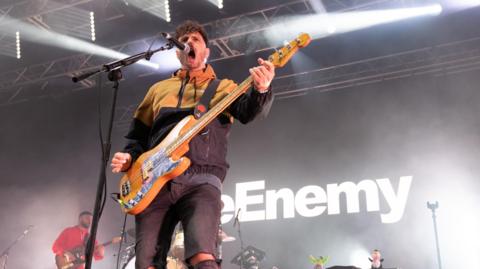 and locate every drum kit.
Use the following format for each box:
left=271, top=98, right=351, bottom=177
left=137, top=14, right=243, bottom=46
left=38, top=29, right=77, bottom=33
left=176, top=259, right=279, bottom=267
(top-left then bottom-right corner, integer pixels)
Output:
left=121, top=225, right=236, bottom=269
